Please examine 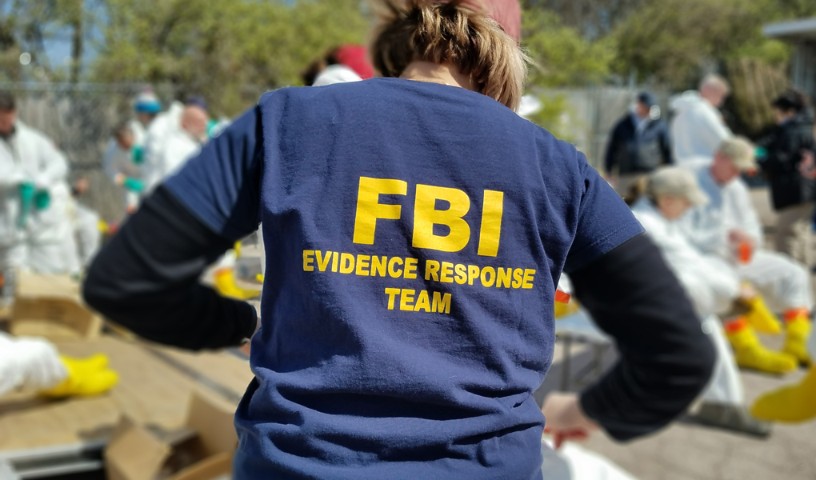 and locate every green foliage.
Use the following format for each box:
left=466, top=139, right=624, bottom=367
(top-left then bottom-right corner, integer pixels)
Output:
left=522, top=9, right=612, bottom=88
left=609, top=0, right=815, bottom=89
left=91, top=0, right=368, bottom=115
left=523, top=92, right=577, bottom=142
